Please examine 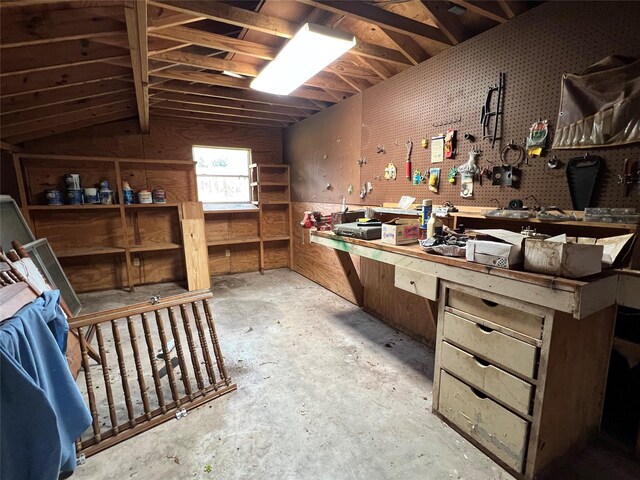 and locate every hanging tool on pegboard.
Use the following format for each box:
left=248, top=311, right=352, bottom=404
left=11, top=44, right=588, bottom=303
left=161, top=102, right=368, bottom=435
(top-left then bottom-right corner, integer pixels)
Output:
left=404, top=139, right=413, bottom=180
left=481, top=72, right=505, bottom=149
